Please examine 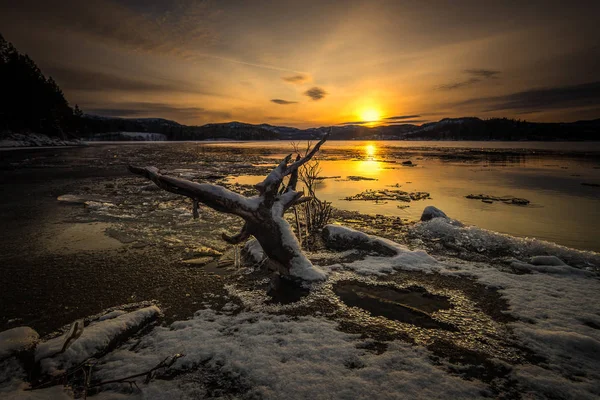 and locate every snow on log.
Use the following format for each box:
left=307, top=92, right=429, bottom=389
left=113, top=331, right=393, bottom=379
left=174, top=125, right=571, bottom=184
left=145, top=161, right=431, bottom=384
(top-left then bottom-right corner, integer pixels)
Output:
left=37, top=306, right=160, bottom=376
